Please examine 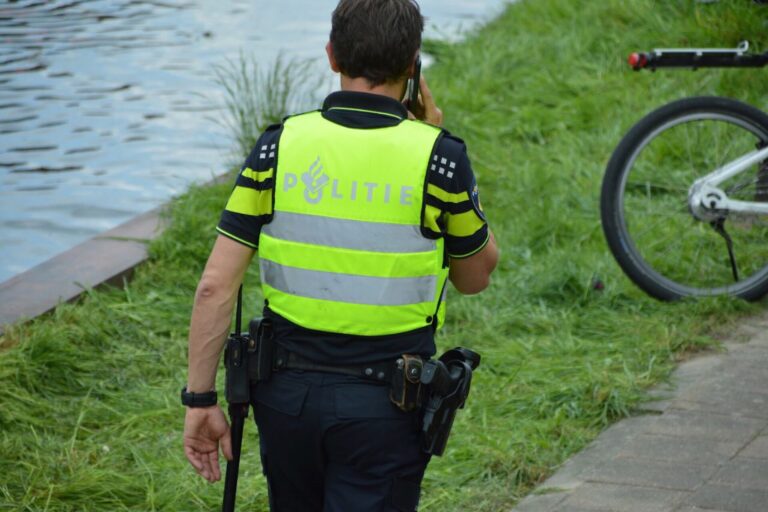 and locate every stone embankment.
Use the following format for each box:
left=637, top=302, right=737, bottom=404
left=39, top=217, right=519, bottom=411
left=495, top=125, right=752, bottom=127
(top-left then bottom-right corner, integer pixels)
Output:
left=0, top=208, right=163, bottom=336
